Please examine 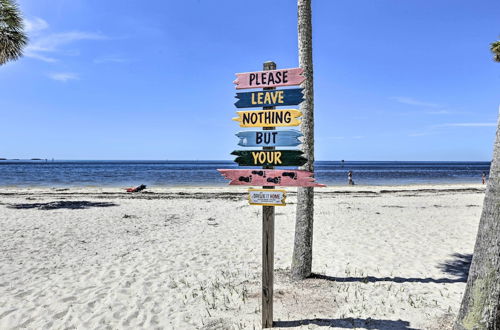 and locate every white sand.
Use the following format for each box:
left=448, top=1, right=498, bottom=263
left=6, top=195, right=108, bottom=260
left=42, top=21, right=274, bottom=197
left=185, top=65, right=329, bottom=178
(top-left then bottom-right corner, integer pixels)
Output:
left=0, top=184, right=485, bottom=329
